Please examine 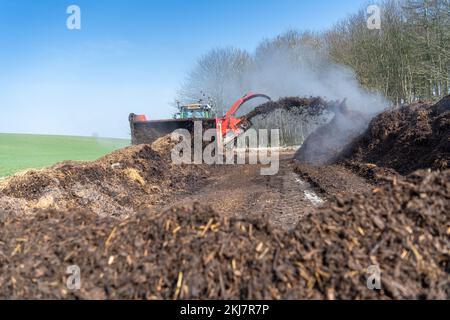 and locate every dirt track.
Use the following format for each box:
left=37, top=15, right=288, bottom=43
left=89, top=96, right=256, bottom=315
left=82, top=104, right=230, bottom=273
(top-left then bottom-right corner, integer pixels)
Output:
left=161, top=153, right=374, bottom=230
